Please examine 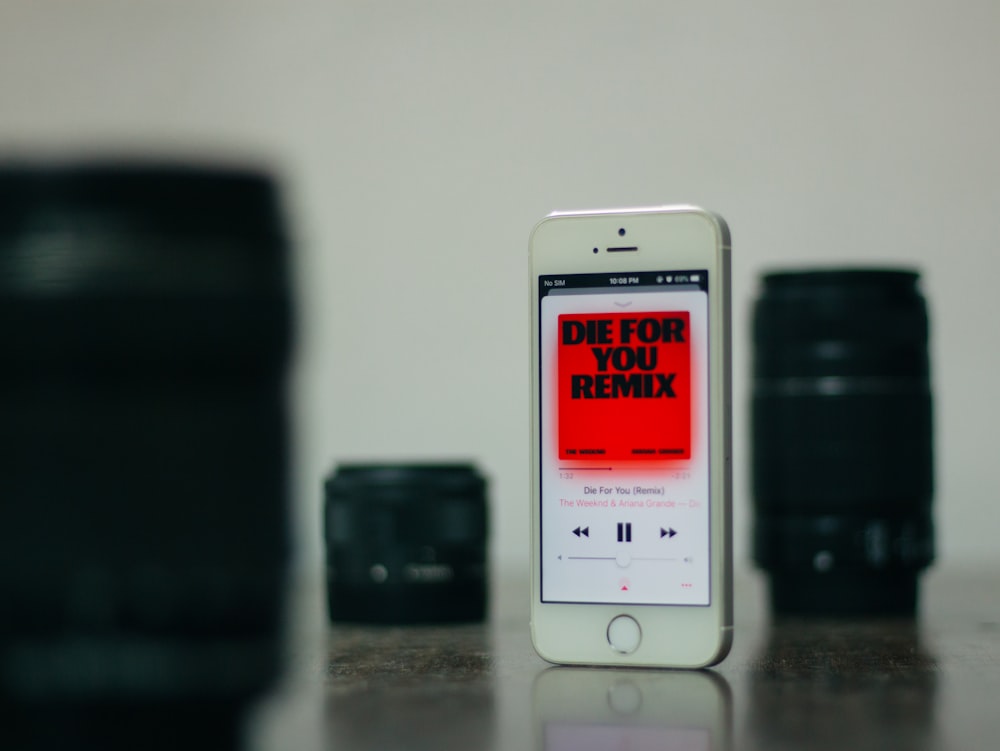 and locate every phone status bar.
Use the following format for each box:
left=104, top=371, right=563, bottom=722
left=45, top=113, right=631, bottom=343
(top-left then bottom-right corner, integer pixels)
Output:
left=540, top=270, right=708, bottom=295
